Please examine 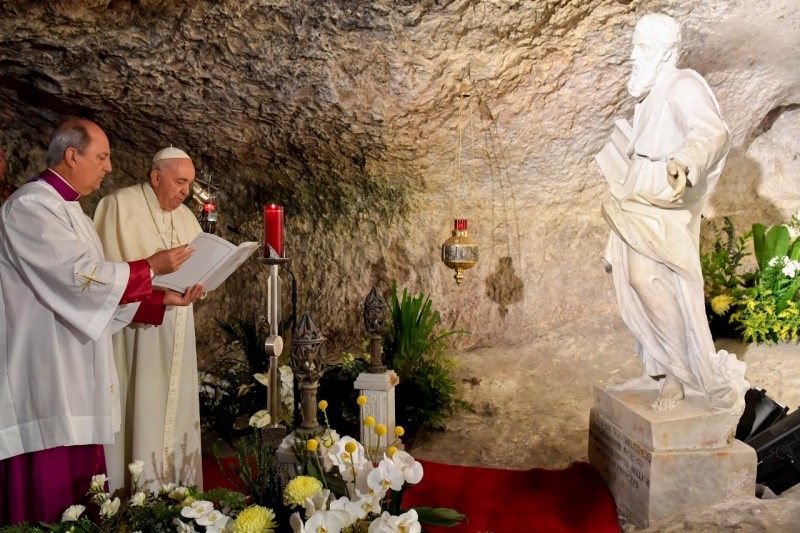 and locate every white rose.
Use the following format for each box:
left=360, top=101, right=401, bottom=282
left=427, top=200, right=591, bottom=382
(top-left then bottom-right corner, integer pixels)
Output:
left=61, top=505, right=85, bottom=522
